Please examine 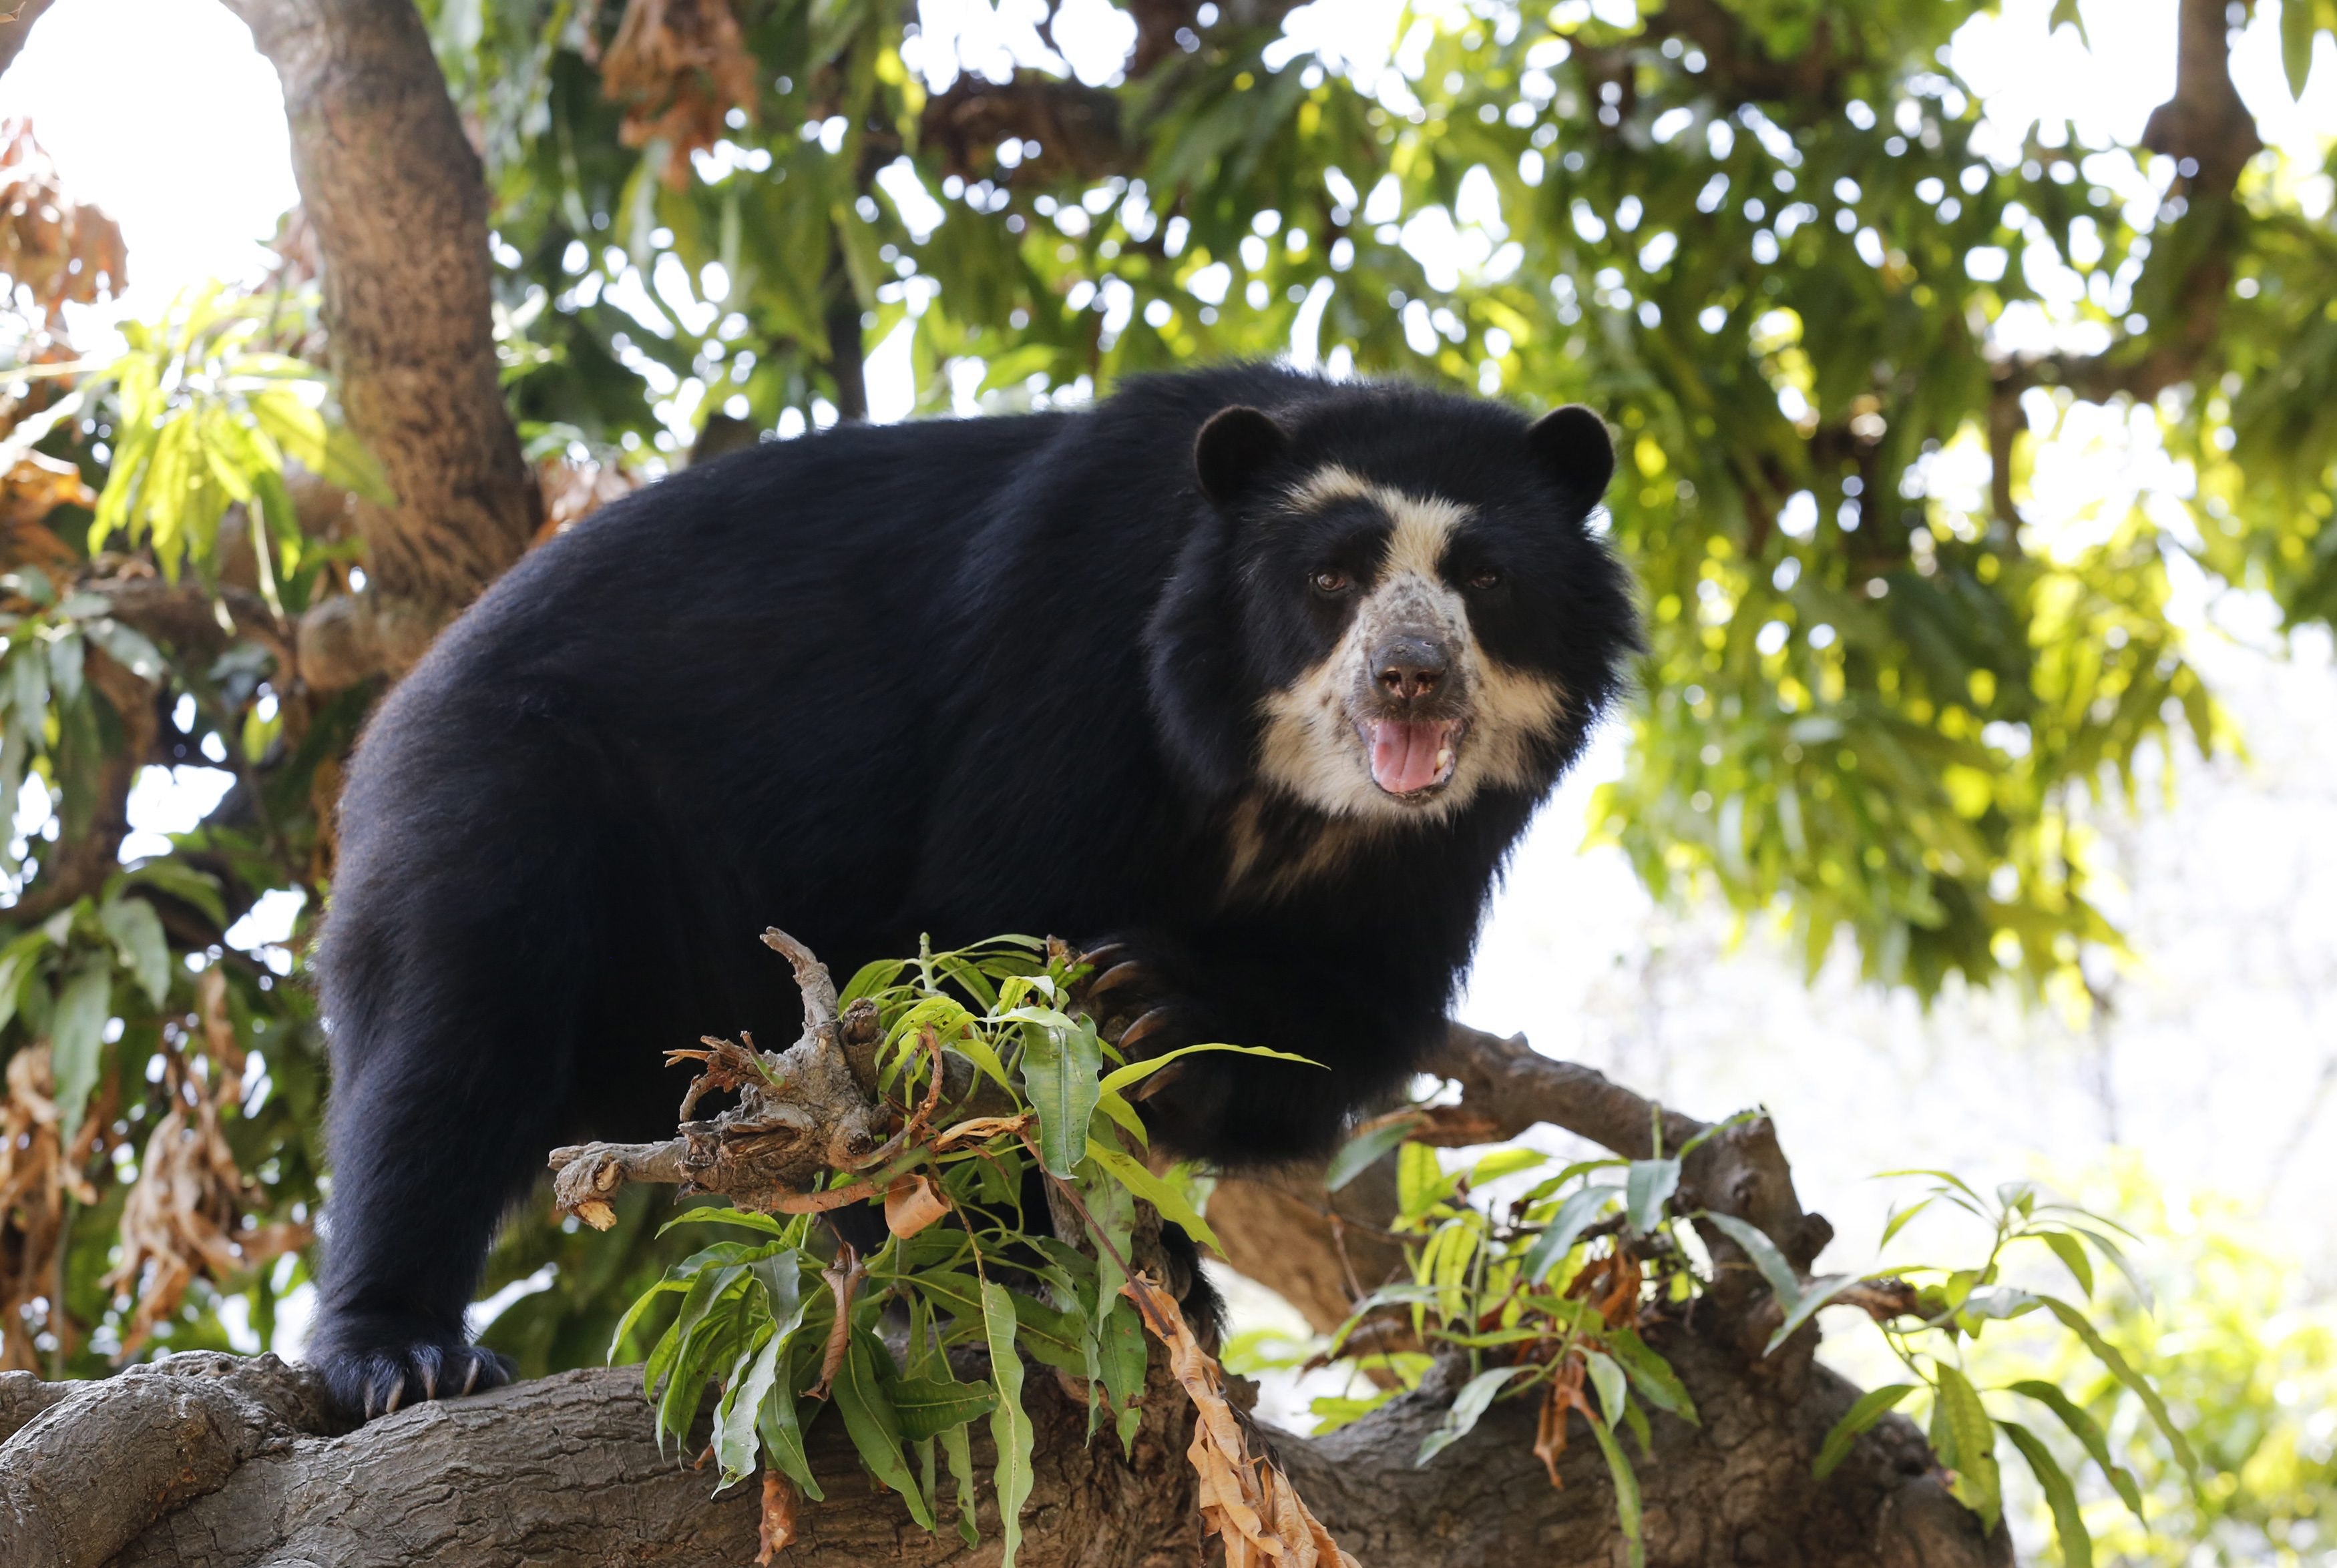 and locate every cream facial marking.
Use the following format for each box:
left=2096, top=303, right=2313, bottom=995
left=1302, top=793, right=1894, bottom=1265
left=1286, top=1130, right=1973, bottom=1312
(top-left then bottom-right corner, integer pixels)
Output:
left=1248, top=466, right=1569, bottom=829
